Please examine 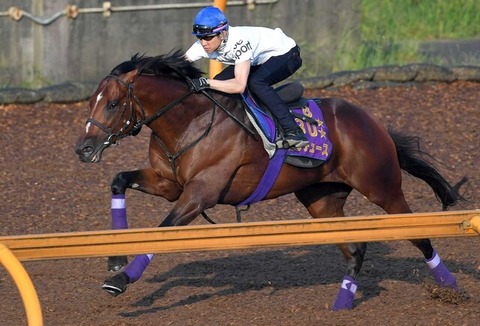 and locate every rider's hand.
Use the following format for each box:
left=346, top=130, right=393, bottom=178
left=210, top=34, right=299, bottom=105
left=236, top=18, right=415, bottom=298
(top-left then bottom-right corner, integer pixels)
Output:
left=190, top=77, right=210, bottom=92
